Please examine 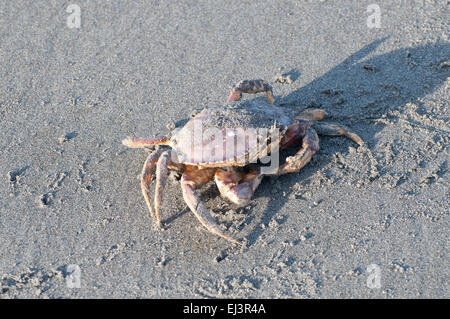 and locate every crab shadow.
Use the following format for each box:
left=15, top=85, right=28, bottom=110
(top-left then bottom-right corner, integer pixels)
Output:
left=242, top=38, right=449, bottom=246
